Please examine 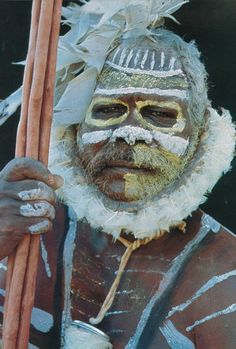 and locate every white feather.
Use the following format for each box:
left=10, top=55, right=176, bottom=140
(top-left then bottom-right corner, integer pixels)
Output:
left=1, top=0, right=189, bottom=126
left=49, top=108, right=235, bottom=239
left=0, top=87, right=22, bottom=125
left=54, top=67, right=97, bottom=125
